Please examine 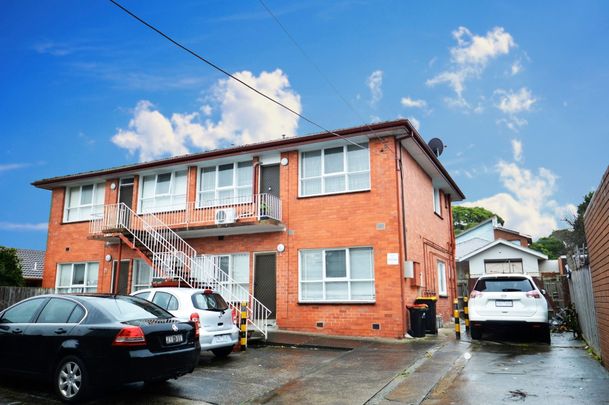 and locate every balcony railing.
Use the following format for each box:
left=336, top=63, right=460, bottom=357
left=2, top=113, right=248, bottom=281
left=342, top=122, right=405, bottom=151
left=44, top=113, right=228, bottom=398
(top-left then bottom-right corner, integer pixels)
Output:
left=90, top=193, right=281, bottom=234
